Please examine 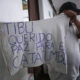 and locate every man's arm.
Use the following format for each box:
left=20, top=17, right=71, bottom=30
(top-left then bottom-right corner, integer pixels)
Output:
left=63, top=10, right=80, bottom=33
left=73, top=18, right=80, bottom=33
